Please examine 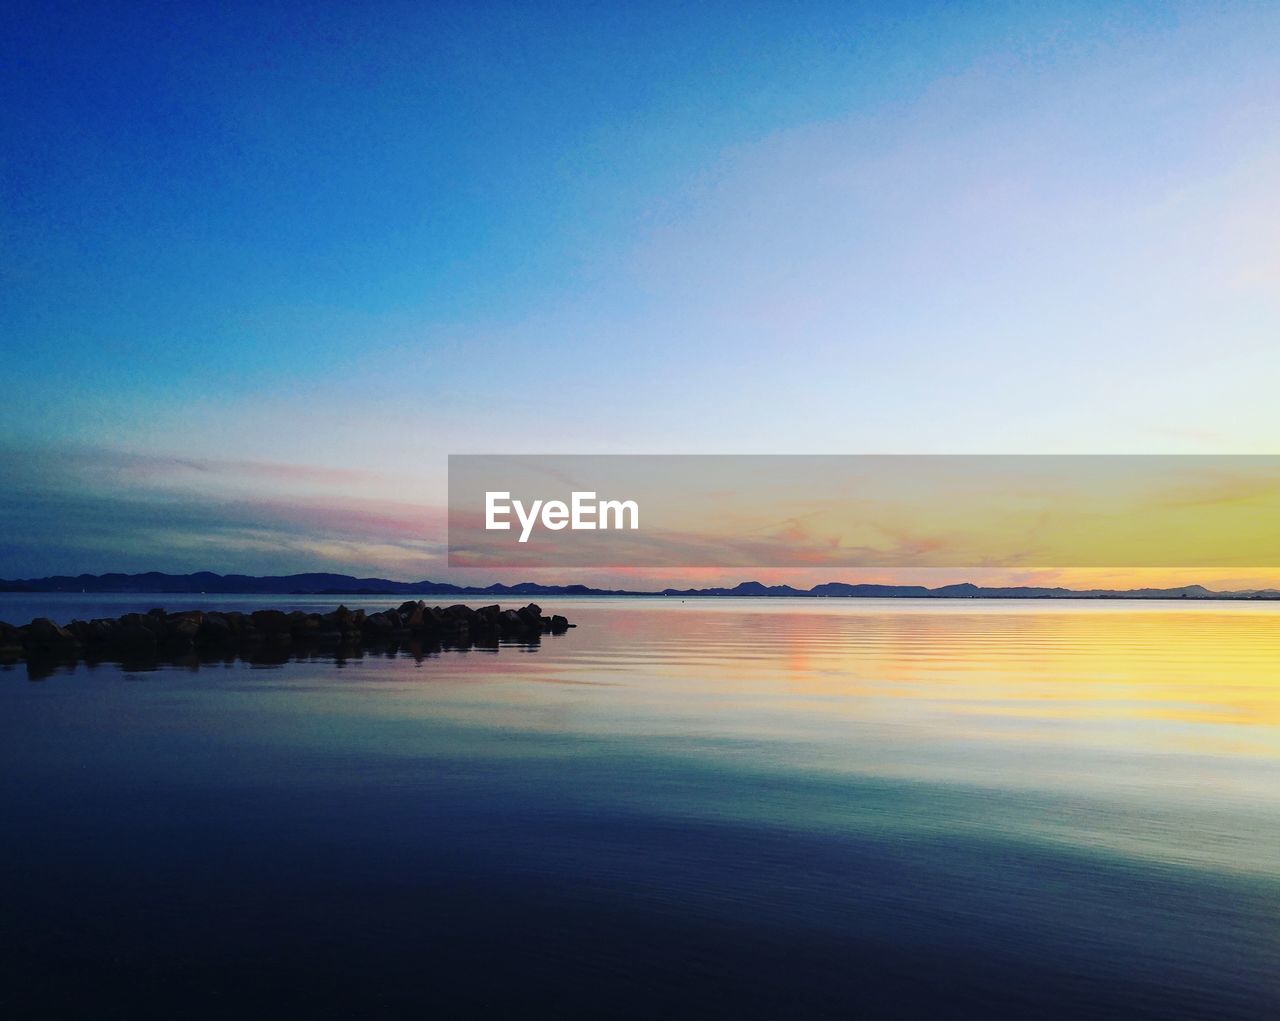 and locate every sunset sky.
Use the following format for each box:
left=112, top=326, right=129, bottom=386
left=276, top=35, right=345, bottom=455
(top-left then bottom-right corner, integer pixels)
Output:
left=3, top=1, right=1279, bottom=588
